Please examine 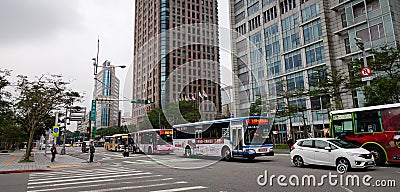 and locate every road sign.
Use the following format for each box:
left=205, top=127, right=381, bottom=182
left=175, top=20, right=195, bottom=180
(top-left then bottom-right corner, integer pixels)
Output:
left=52, top=126, right=59, bottom=137
left=90, top=100, right=96, bottom=121
left=362, top=76, right=375, bottom=82
left=360, top=66, right=372, bottom=77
